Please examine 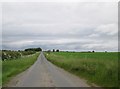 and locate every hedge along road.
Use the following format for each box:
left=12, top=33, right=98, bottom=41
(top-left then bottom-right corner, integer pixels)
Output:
left=6, top=52, right=90, bottom=87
